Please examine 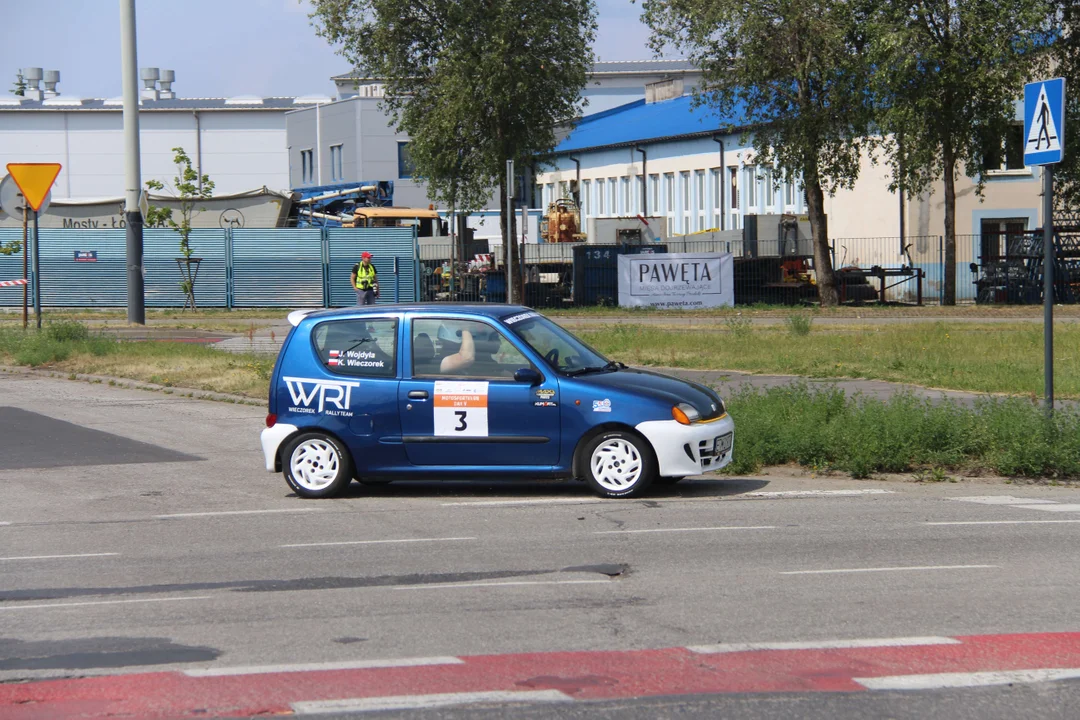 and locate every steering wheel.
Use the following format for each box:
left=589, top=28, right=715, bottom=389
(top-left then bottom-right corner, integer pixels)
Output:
left=544, top=348, right=560, bottom=366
